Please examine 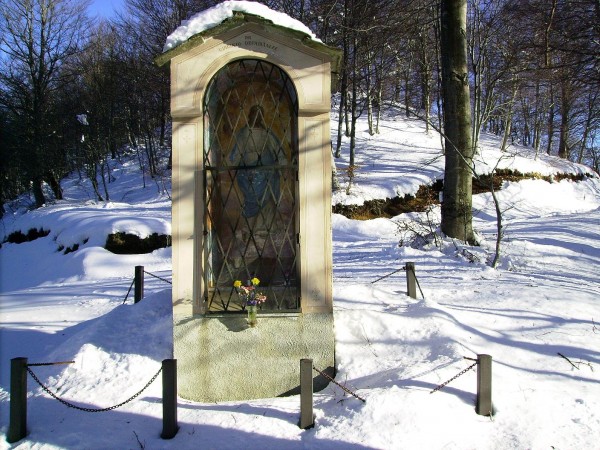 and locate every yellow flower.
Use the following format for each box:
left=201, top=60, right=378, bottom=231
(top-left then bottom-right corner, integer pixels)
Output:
left=233, top=280, right=242, bottom=288
left=251, top=277, right=260, bottom=286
